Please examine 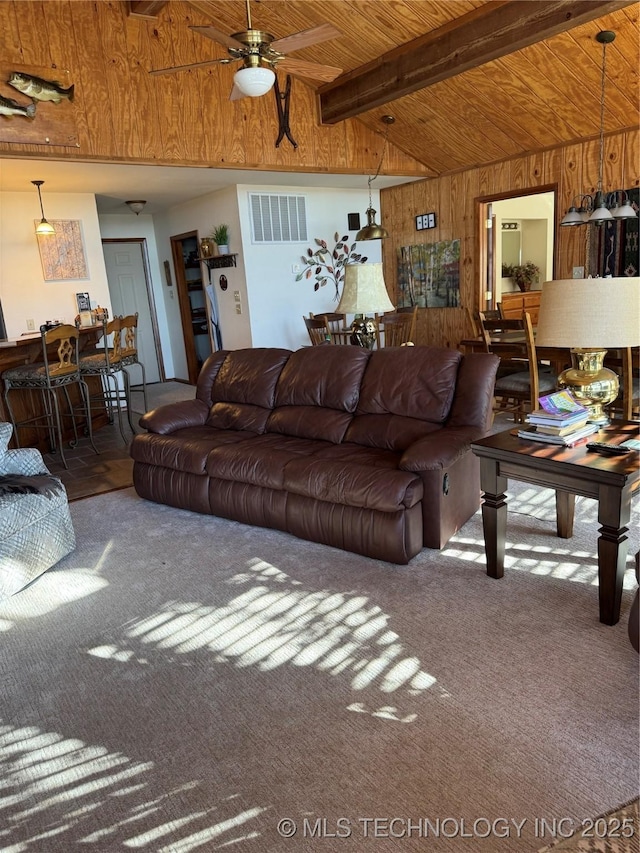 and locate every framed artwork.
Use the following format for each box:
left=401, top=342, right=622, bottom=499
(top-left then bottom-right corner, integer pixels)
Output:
left=164, top=260, right=173, bottom=287
left=36, top=219, right=88, bottom=281
left=397, top=238, right=461, bottom=308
